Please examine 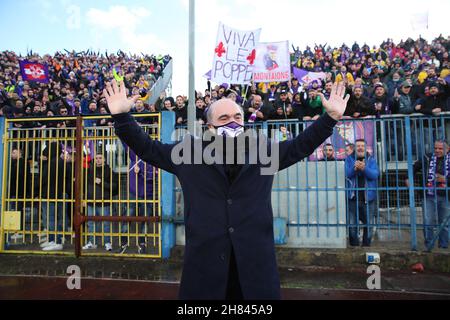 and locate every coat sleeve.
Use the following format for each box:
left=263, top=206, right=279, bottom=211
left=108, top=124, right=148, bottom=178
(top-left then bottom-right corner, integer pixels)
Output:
left=278, top=113, right=337, bottom=170
left=363, top=158, right=380, bottom=180
left=112, top=112, right=178, bottom=175
left=345, top=157, right=357, bottom=179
